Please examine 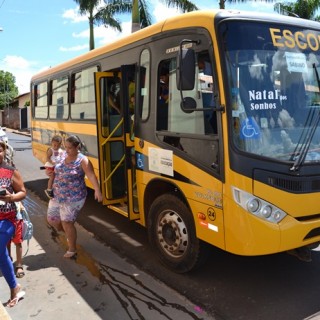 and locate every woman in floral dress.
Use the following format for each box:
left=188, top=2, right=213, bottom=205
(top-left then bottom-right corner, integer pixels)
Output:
left=46, top=135, right=102, bottom=259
